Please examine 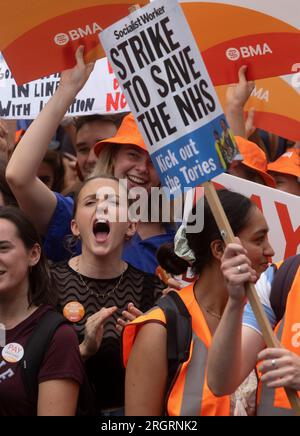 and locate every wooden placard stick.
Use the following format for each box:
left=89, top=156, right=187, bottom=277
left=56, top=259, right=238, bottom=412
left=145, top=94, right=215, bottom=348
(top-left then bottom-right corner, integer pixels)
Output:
left=203, top=180, right=300, bottom=414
